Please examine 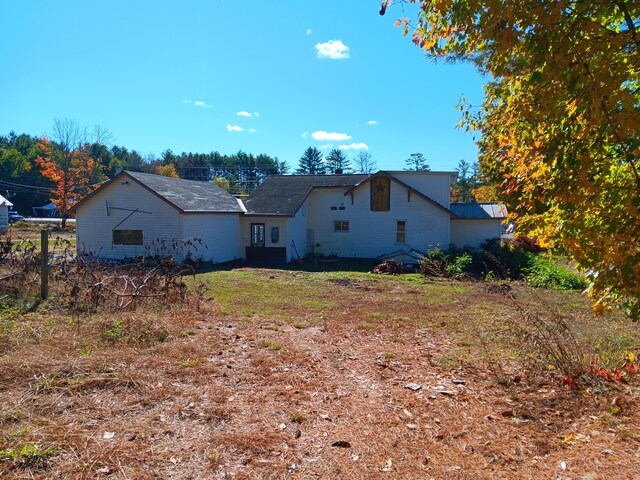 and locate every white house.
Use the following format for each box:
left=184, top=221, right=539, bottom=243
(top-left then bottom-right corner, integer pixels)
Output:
left=241, top=171, right=506, bottom=263
left=0, top=194, right=12, bottom=232
left=450, top=202, right=507, bottom=248
left=71, top=171, right=245, bottom=262
left=73, top=170, right=505, bottom=264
